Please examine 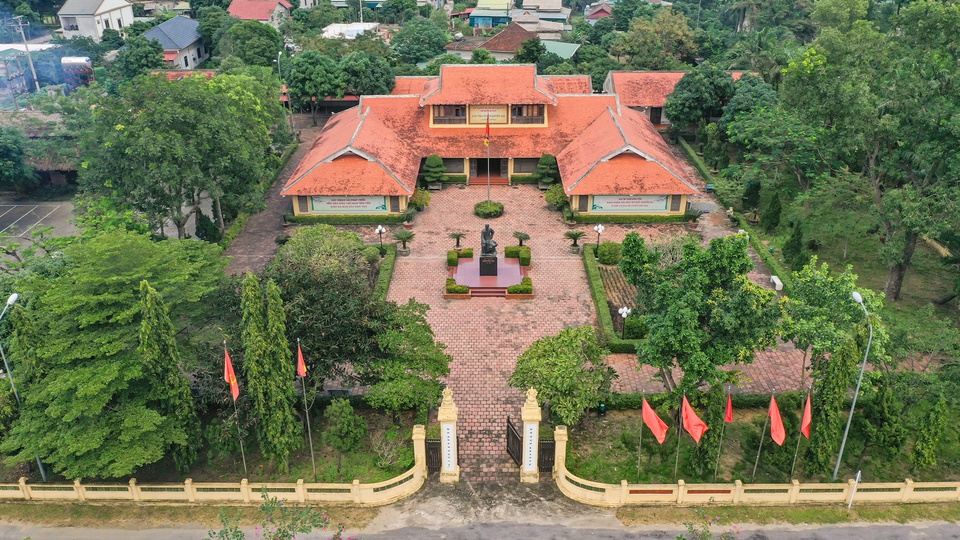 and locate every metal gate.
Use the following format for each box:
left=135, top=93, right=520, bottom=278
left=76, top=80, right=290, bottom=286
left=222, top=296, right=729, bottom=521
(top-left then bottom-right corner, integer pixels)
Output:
left=538, top=438, right=555, bottom=473
left=426, top=439, right=441, bottom=473
left=506, top=417, right=522, bottom=466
